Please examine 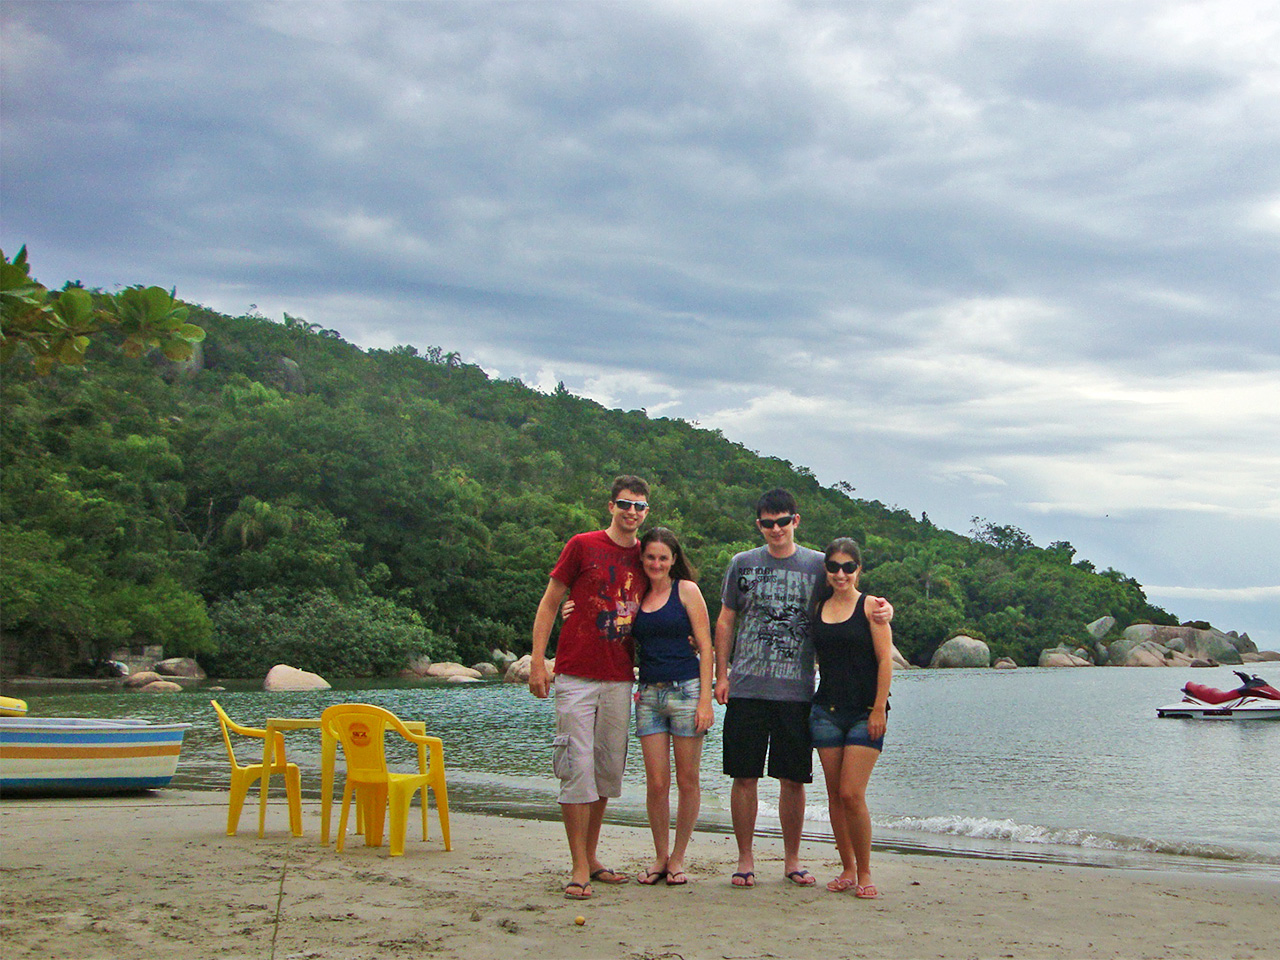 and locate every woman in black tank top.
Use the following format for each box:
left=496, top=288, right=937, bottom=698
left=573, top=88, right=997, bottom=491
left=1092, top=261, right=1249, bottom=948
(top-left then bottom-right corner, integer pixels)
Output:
left=809, top=538, right=894, bottom=899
